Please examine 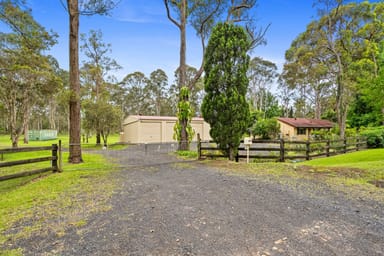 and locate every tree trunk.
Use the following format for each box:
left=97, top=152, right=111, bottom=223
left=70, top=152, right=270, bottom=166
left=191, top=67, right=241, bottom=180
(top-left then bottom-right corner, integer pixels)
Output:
left=228, top=146, right=235, bottom=161
left=12, top=136, right=18, bottom=148
left=96, top=131, right=101, bottom=145
left=49, top=98, right=56, bottom=129
left=336, top=74, right=346, bottom=138
left=10, top=124, right=19, bottom=148
left=23, top=124, right=29, bottom=144
left=314, top=91, right=321, bottom=119
left=68, top=0, right=83, bottom=163
left=101, top=131, right=108, bottom=147
left=10, top=115, right=20, bottom=148
left=22, top=102, right=31, bottom=145
left=179, top=116, right=189, bottom=150
left=178, top=0, right=189, bottom=151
